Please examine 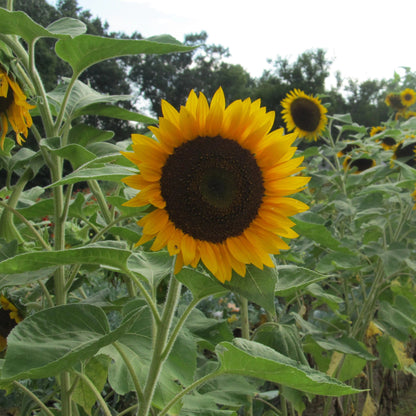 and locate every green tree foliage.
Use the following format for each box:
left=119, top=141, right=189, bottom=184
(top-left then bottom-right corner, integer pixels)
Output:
left=127, top=31, right=255, bottom=116
left=253, top=49, right=331, bottom=128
